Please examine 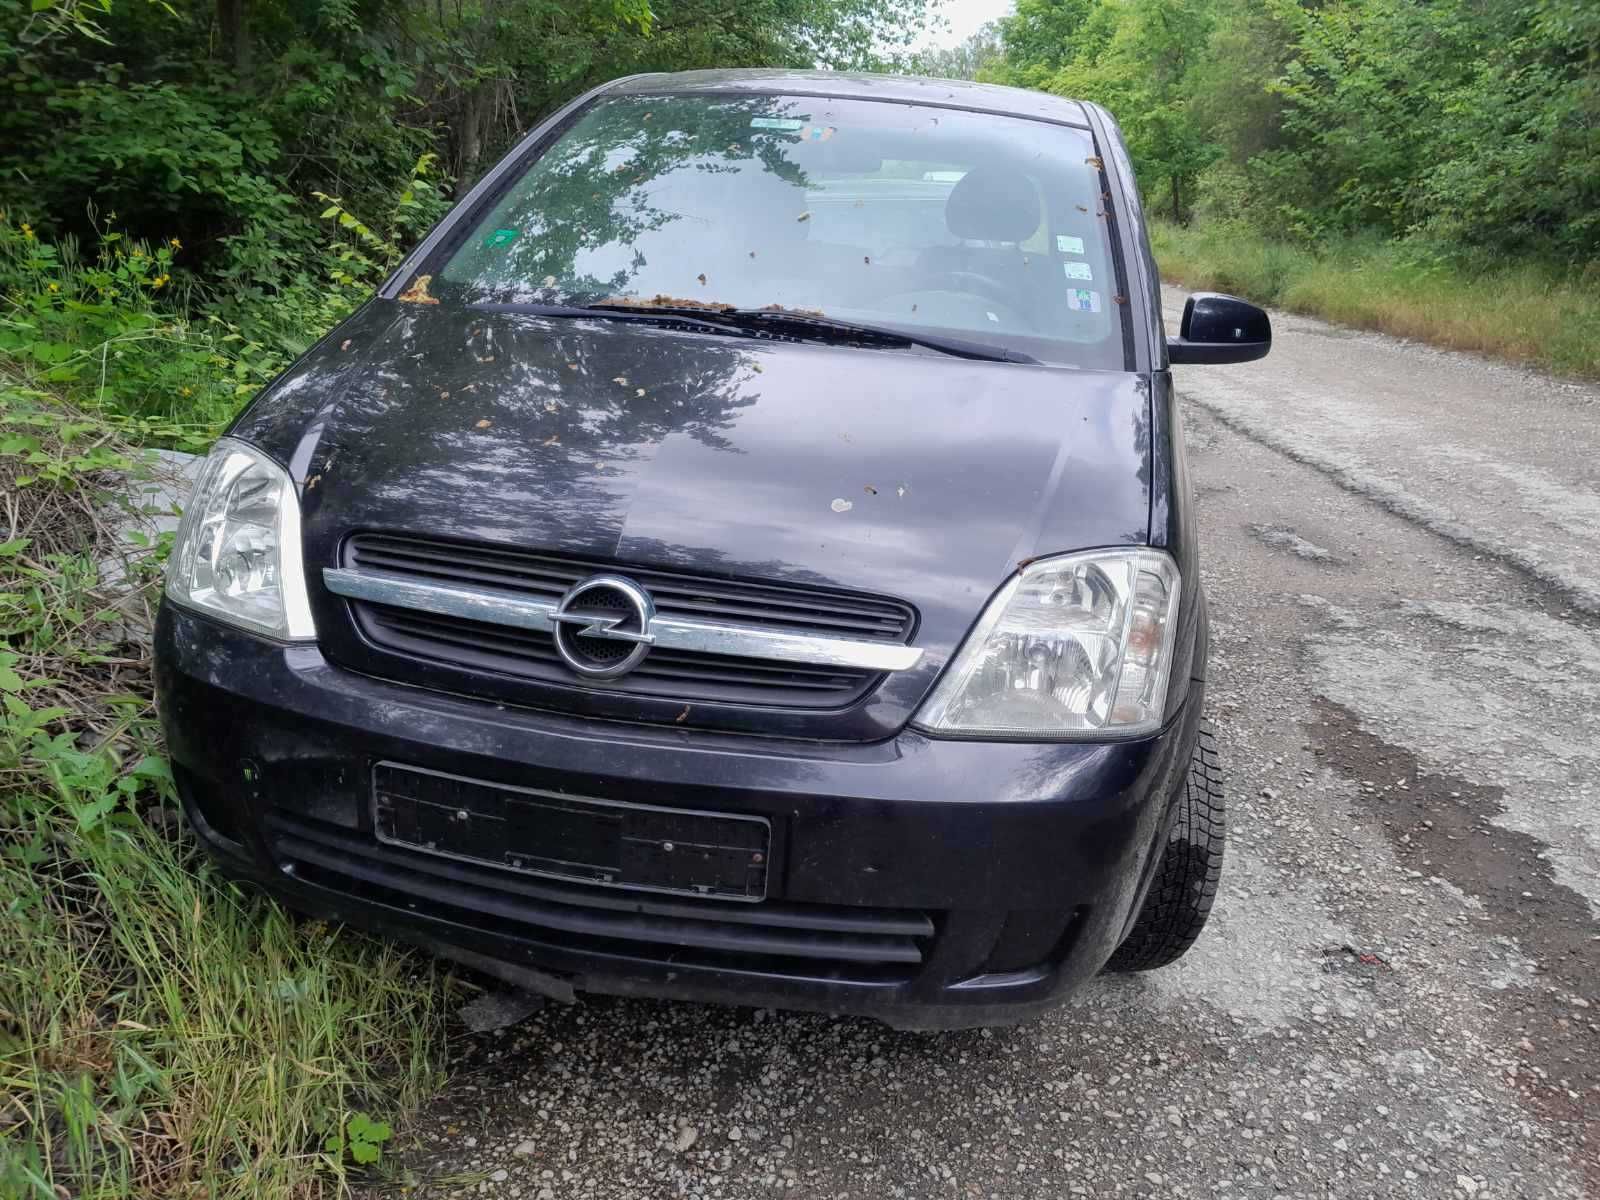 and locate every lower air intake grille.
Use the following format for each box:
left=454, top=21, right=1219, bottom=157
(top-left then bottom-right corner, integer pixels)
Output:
left=337, top=533, right=917, bottom=709
left=265, top=811, right=933, bottom=982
